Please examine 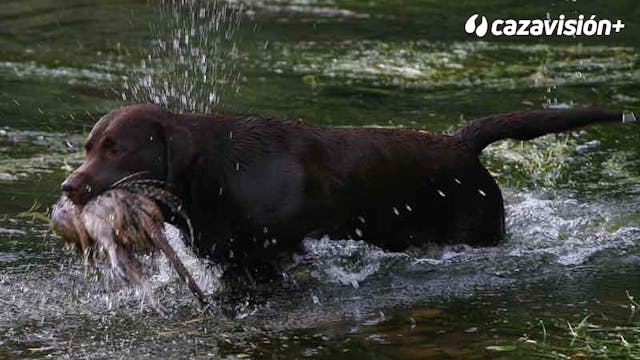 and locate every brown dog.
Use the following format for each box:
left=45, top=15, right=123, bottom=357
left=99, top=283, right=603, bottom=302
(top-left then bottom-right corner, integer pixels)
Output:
left=60, top=104, right=634, bottom=274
